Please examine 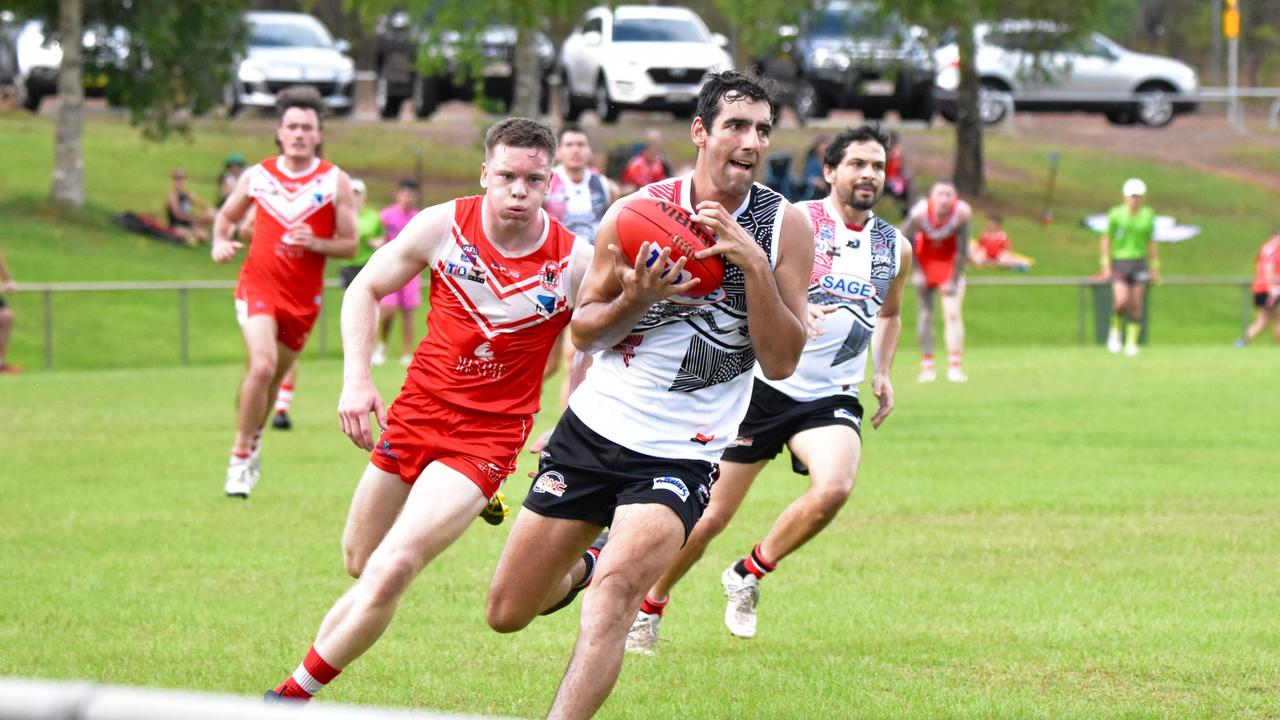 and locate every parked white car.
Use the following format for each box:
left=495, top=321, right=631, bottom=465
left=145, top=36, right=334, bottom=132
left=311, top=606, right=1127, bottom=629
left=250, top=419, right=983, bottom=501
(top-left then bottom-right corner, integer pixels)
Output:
left=226, top=12, right=356, bottom=116
left=934, top=21, right=1199, bottom=127
left=559, top=5, right=733, bottom=123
